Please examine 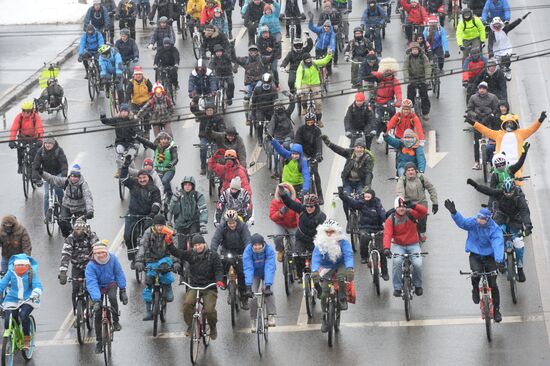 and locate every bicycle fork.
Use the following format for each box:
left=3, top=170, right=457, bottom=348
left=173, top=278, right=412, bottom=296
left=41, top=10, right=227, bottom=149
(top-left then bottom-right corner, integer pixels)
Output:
left=479, top=283, right=493, bottom=319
